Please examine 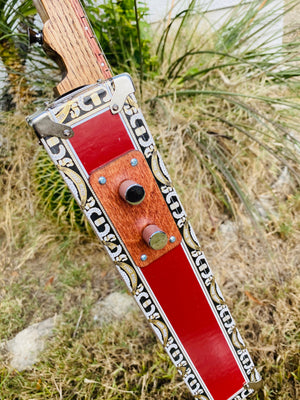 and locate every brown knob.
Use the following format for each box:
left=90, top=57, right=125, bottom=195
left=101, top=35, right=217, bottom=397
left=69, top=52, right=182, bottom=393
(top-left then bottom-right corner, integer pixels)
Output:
left=143, top=225, right=168, bottom=250
left=119, top=180, right=145, bottom=205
